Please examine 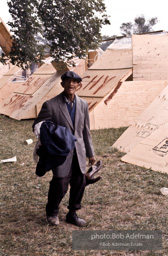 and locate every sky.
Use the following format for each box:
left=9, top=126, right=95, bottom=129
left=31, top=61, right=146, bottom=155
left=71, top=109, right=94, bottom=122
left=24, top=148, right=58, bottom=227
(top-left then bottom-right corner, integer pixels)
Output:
left=1, top=0, right=168, bottom=36
left=101, top=0, right=168, bottom=36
